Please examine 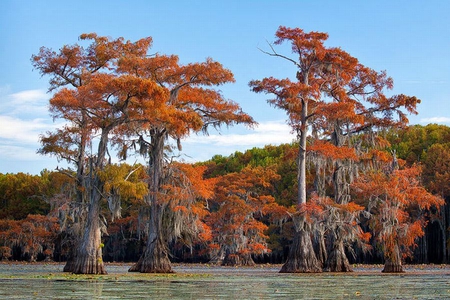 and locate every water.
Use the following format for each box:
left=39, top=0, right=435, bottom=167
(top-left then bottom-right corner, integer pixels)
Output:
left=0, top=263, right=449, bottom=299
